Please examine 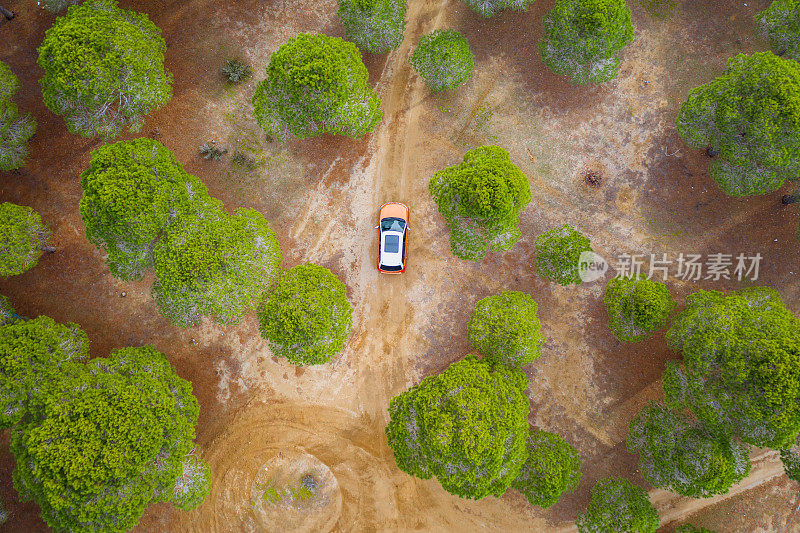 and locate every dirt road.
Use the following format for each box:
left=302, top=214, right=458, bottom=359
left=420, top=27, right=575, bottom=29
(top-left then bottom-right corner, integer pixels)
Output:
left=1, top=0, right=798, bottom=532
